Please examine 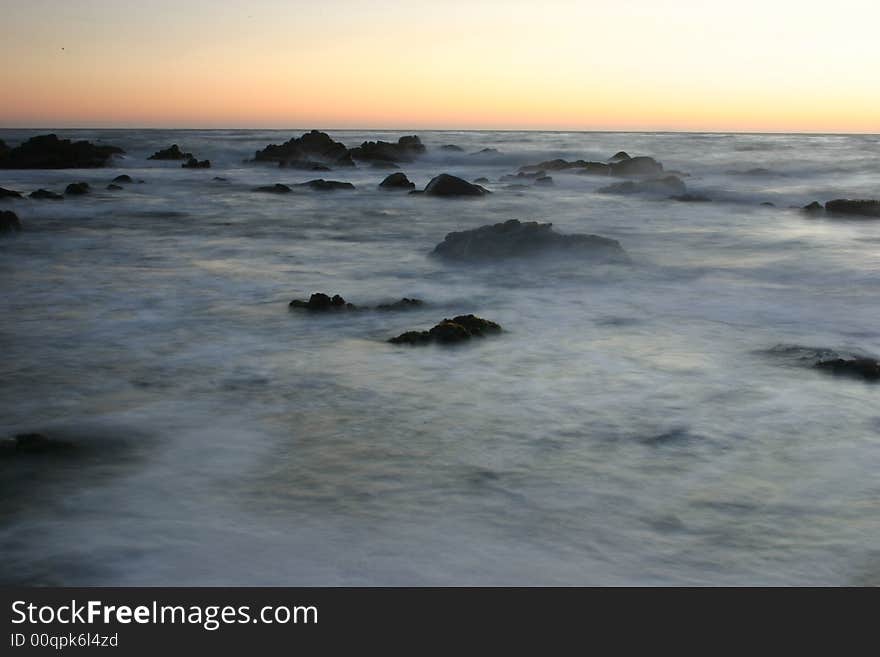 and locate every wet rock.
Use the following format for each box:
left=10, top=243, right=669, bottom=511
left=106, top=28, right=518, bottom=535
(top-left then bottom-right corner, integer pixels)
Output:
left=824, top=199, right=880, bottom=218
left=378, top=172, right=416, bottom=191
left=598, top=175, right=686, bottom=196
left=0, top=433, right=76, bottom=456
left=112, top=174, right=134, bottom=184
left=0, top=210, right=22, bottom=233
left=473, top=177, right=490, bottom=184
left=182, top=157, right=211, bottom=169
left=519, top=159, right=611, bottom=175
left=609, top=156, right=664, bottom=177
left=253, top=130, right=354, bottom=168
left=389, top=314, right=501, bottom=345
left=349, top=136, right=425, bottom=163
left=802, top=201, right=824, bottom=214
left=0, top=134, right=124, bottom=169
left=440, top=144, right=464, bottom=152
left=431, top=219, right=627, bottom=262
left=535, top=176, right=553, bottom=185
left=609, top=151, right=631, bottom=162
left=0, top=187, right=23, bottom=199
left=29, top=189, right=64, bottom=200
left=423, top=173, right=489, bottom=197
left=375, top=298, right=423, bottom=311
left=107, top=184, right=123, bottom=191
left=289, top=293, right=356, bottom=311
left=815, top=358, right=880, bottom=382
left=253, top=183, right=292, bottom=194
left=212, top=176, right=228, bottom=182
left=296, top=179, right=356, bottom=191
left=670, top=193, right=711, bottom=202
left=65, top=182, right=91, bottom=195
left=148, top=144, right=192, bottom=160
left=470, top=148, right=501, bottom=156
